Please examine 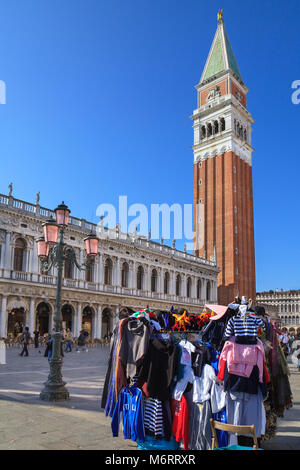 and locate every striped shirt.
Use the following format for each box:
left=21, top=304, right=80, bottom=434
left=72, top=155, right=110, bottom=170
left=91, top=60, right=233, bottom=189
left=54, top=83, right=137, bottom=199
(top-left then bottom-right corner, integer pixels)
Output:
left=225, top=313, right=266, bottom=339
left=144, top=397, right=164, bottom=438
